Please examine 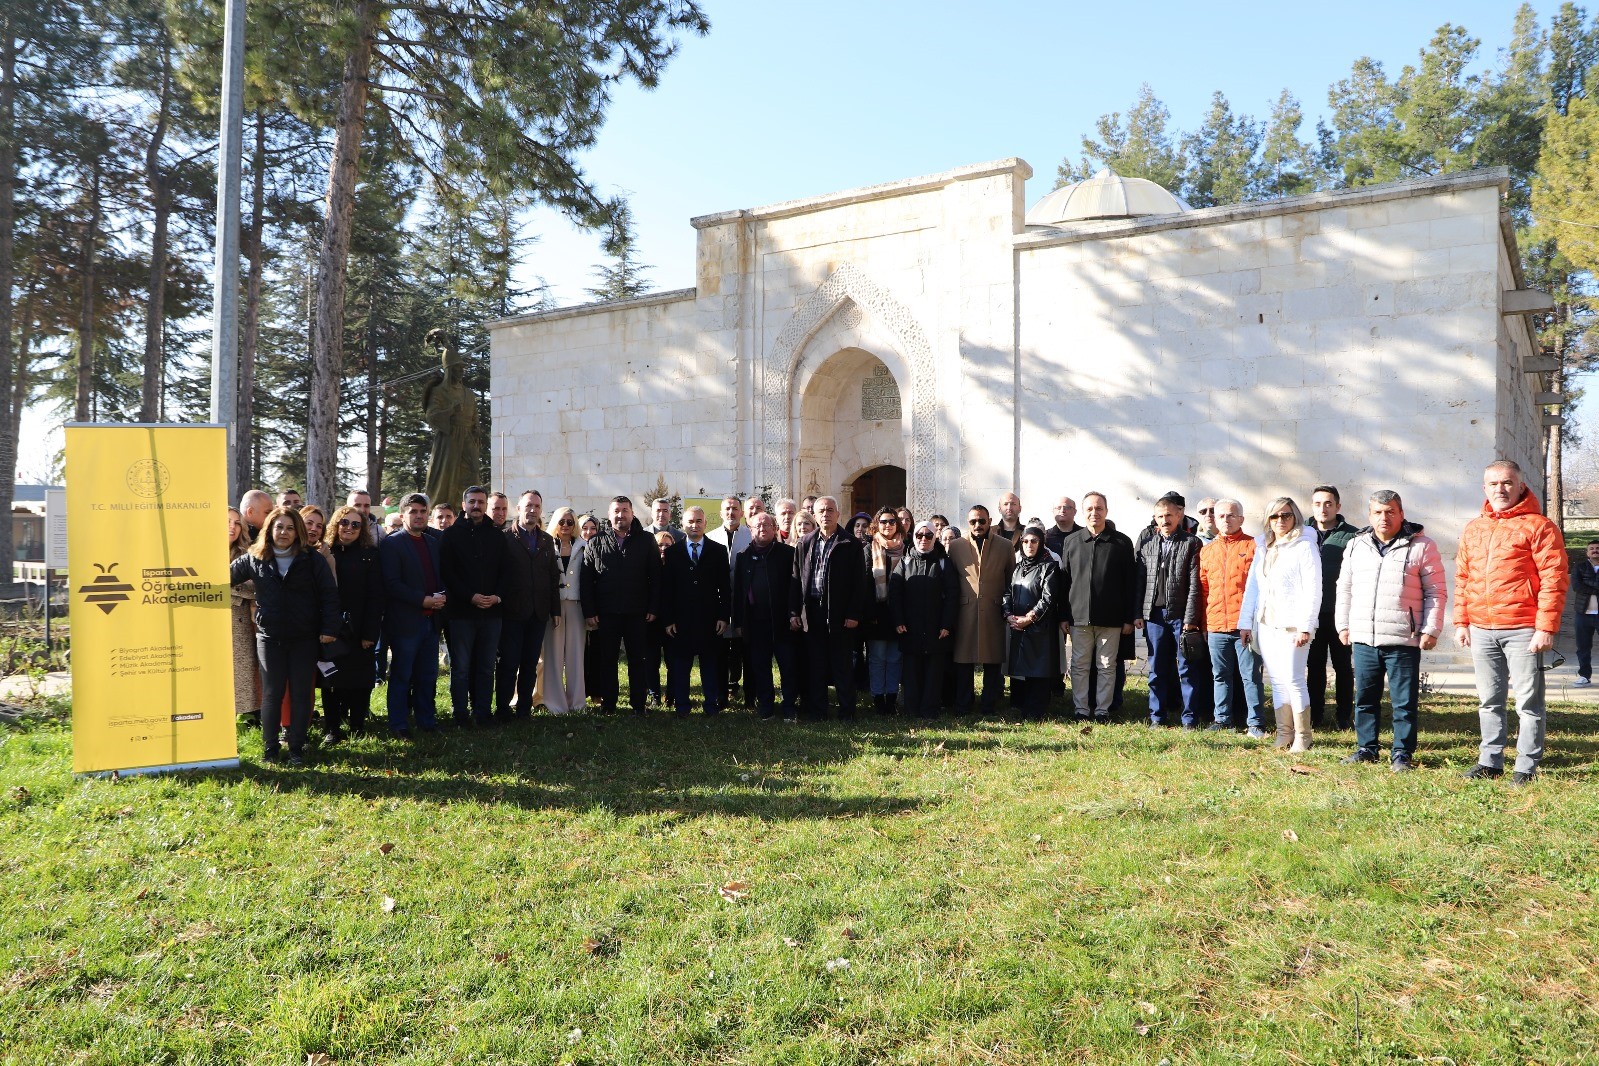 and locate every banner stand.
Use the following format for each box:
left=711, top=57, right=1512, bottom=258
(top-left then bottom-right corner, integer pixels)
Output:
left=66, top=424, right=239, bottom=776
